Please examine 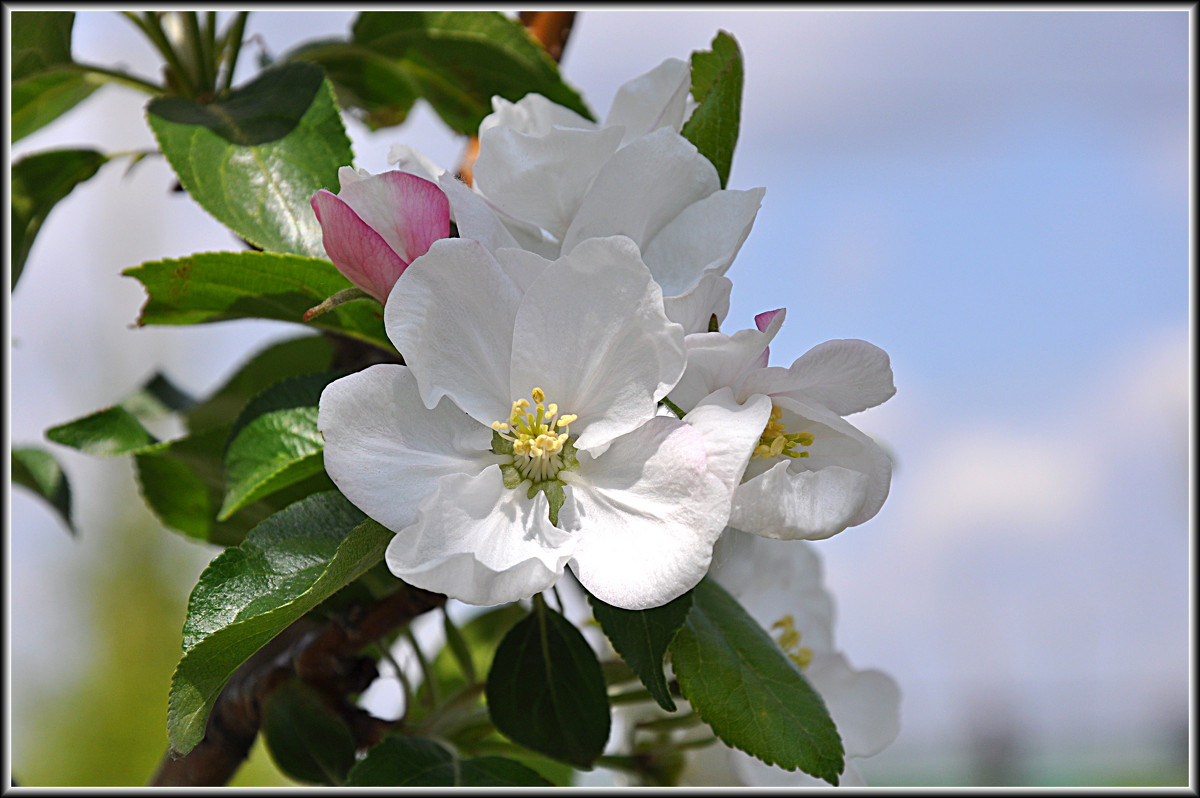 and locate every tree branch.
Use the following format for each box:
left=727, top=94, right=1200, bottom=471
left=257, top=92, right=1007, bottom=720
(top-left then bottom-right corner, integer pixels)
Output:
left=148, top=584, right=445, bottom=786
